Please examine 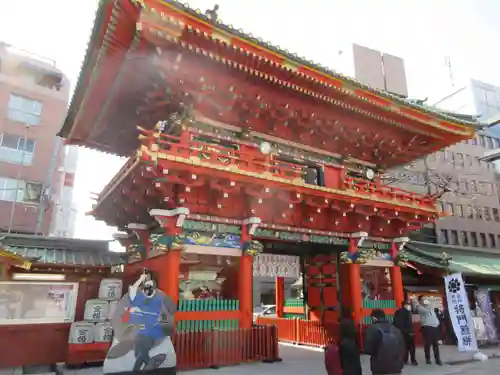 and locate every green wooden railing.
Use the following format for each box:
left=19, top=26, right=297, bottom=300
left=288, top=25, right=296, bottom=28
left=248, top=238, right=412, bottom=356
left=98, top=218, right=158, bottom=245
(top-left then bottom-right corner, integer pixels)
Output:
left=284, top=299, right=304, bottom=308
left=284, top=313, right=306, bottom=319
left=176, top=319, right=239, bottom=332
left=363, top=315, right=394, bottom=324
left=176, top=299, right=240, bottom=332
left=362, top=300, right=397, bottom=309
left=178, top=299, right=239, bottom=312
